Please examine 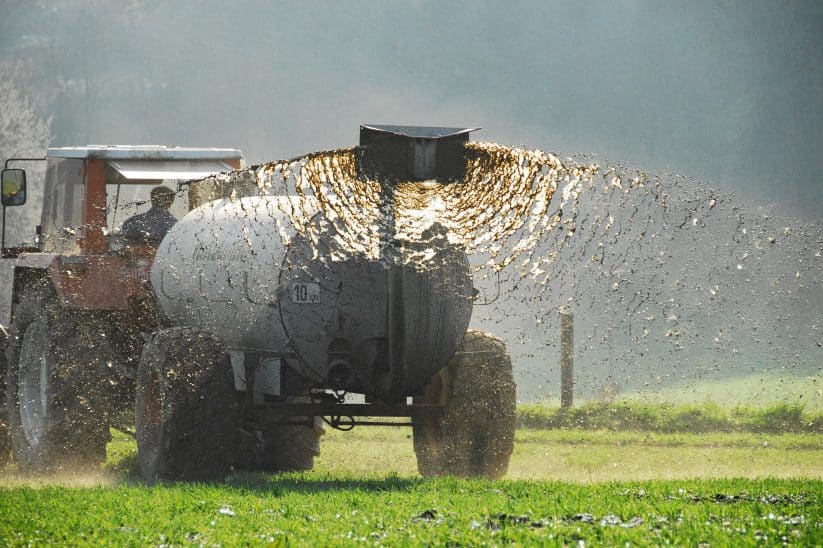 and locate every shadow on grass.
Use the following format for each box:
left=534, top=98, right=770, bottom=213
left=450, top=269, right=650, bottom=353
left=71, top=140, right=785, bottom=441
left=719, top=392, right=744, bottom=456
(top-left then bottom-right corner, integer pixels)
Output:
left=93, top=470, right=425, bottom=493
left=225, top=471, right=424, bottom=495
left=105, top=436, right=425, bottom=493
